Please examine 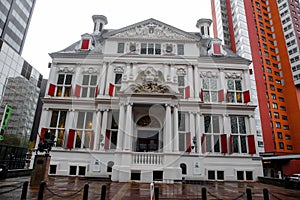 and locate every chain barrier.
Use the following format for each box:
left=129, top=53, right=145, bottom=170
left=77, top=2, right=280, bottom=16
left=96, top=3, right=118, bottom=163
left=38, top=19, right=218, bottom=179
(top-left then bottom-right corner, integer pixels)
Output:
left=232, top=192, right=246, bottom=200
left=269, top=191, right=283, bottom=200
left=45, top=184, right=84, bottom=198
left=0, top=183, right=23, bottom=195
left=206, top=189, right=222, bottom=200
